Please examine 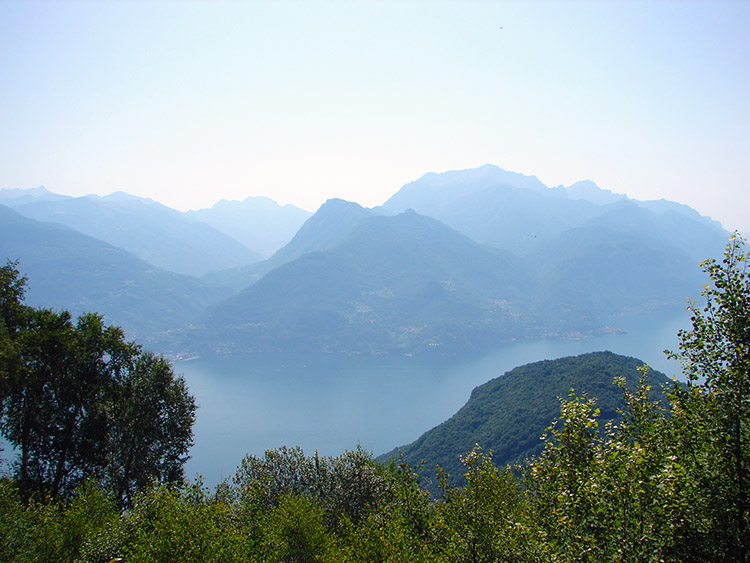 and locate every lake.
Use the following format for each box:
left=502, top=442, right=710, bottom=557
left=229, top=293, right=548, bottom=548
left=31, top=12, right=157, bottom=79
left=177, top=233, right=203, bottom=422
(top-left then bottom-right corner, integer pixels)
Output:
left=178, top=309, right=690, bottom=486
